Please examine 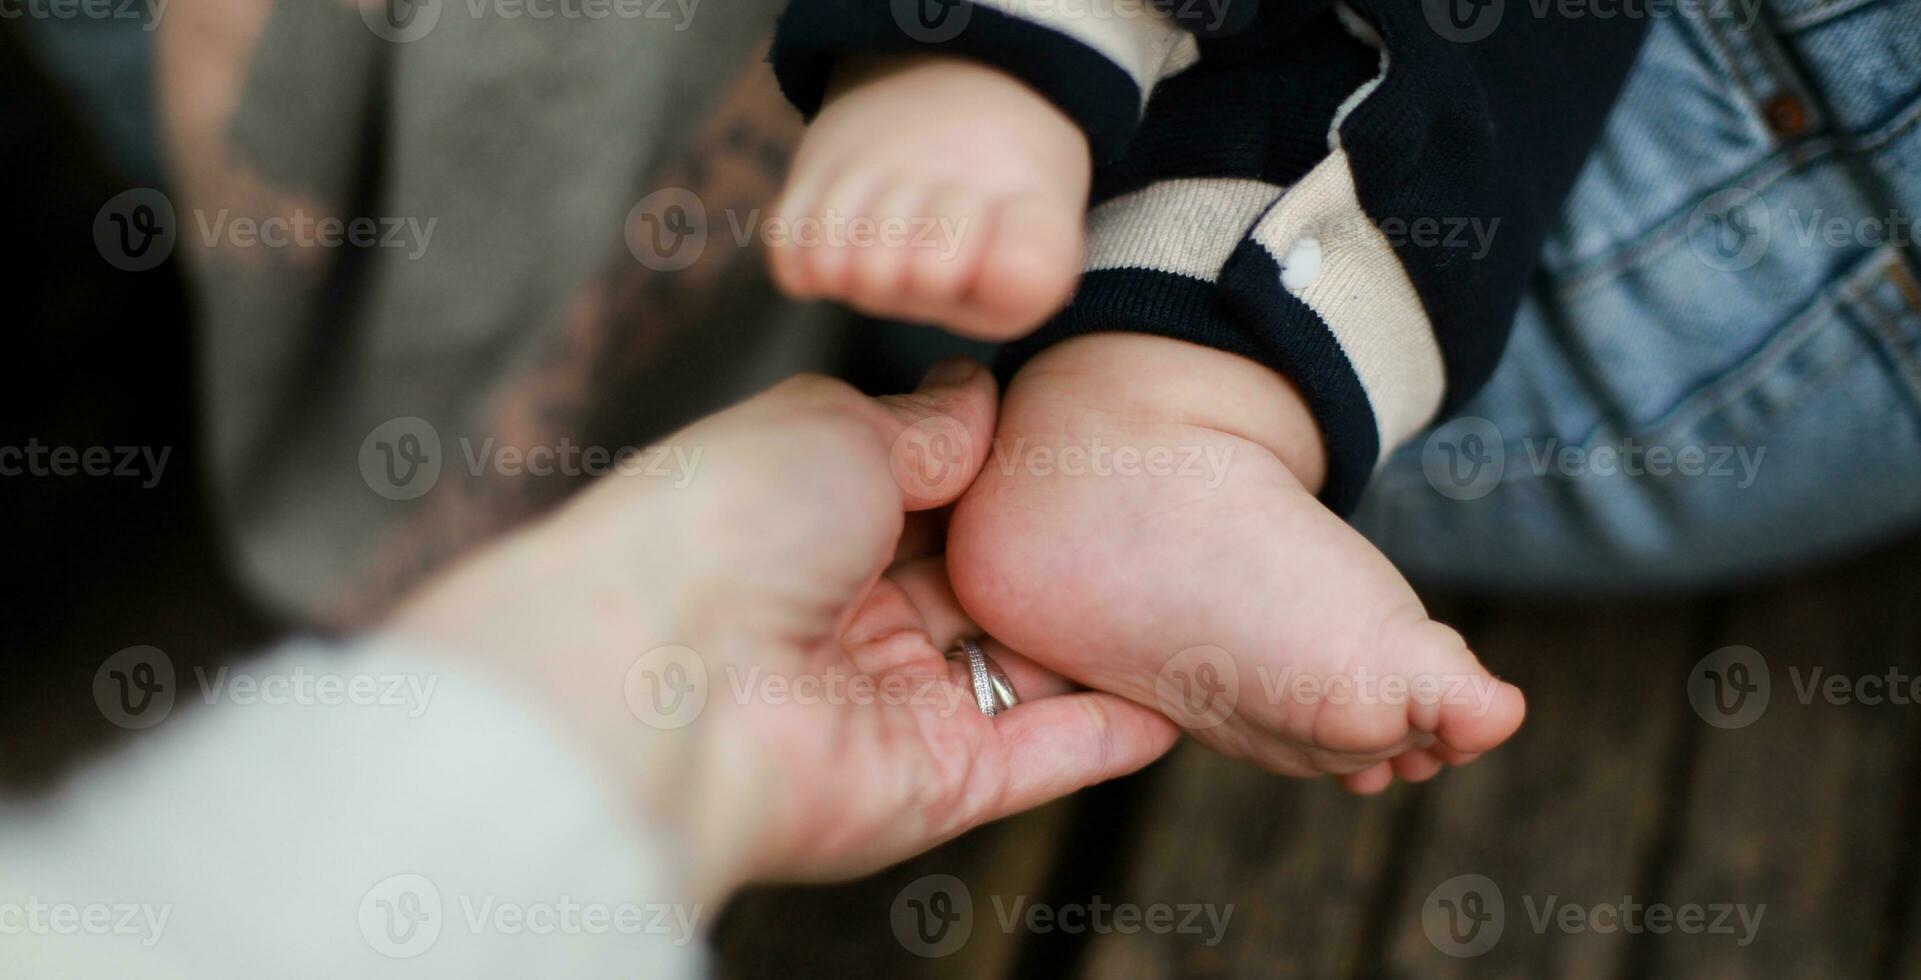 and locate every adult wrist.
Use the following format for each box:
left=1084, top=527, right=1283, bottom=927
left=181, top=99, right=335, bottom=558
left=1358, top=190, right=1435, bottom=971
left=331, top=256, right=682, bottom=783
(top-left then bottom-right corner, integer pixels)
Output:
left=380, top=498, right=772, bottom=904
